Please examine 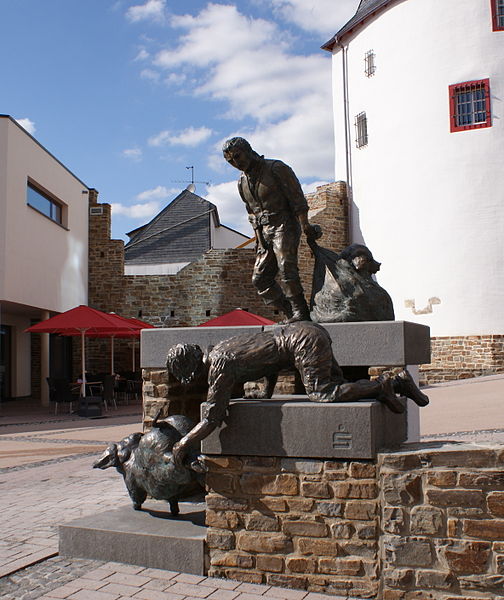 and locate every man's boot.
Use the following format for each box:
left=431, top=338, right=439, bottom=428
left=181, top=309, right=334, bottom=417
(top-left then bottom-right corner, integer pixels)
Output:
left=285, top=294, right=311, bottom=323
left=265, top=295, right=293, bottom=322
left=377, top=373, right=406, bottom=414
left=393, top=370, right=429, bottom=406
